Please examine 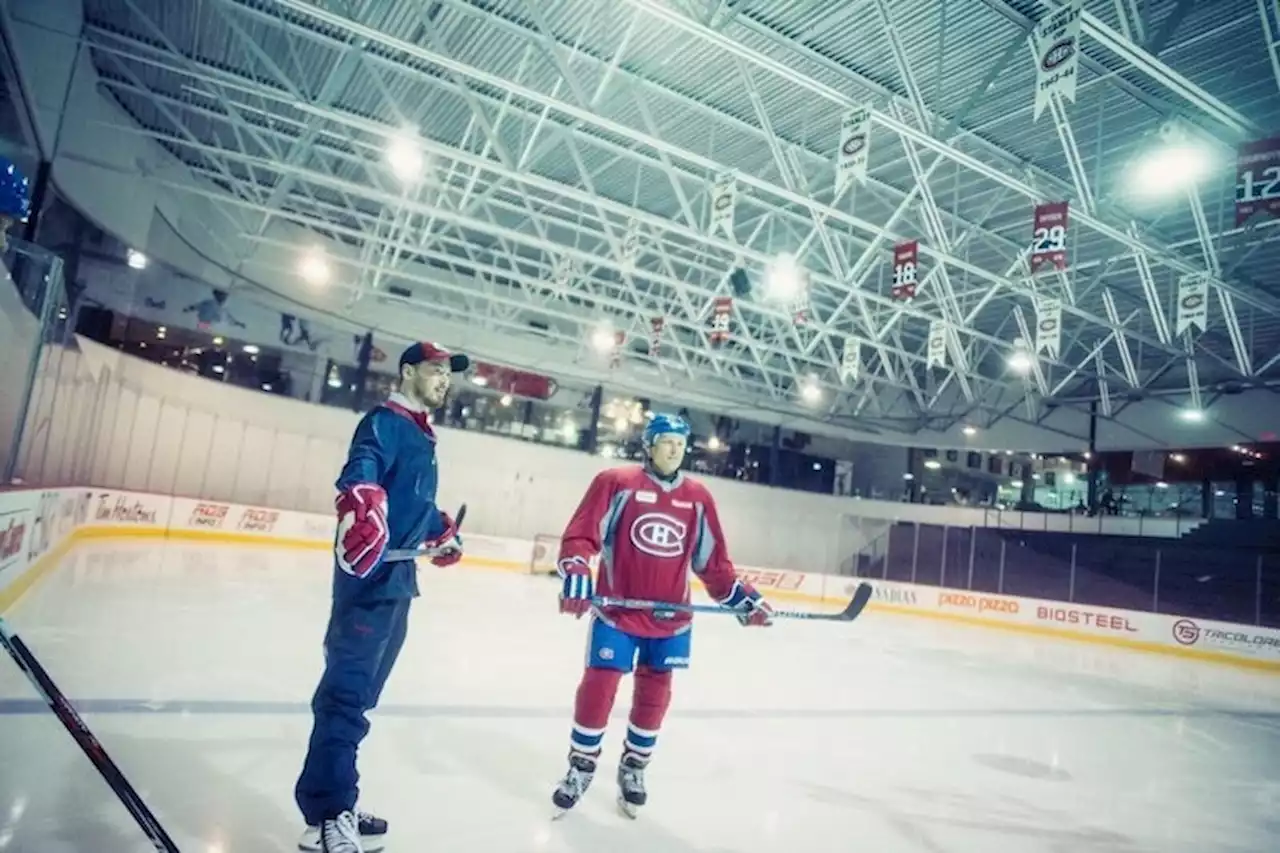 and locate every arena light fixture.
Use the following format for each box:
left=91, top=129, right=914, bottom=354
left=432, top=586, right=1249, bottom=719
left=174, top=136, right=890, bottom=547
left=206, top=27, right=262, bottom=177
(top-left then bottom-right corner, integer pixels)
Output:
left=799, top=373, right=822, bottom=403
left=764, top=252, right=805, bottom=301
left=1125, top=120, right=1216, bottom=201
left=298, top=247, right=331, bottom=286
left=1179, top=408, right=1205, bottom=422
left=962, top=425, right=977, bottom=436
left=386, top=129, right=425, bottom=183
left=126, top=248, right=148, bottom=270
left=591, top=324, right=616, bottom=352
